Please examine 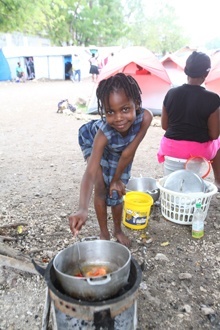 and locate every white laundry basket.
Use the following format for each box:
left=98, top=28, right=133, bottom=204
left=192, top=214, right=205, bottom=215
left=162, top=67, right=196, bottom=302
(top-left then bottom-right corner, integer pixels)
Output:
left=157, top=177, right=218, bottom=225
